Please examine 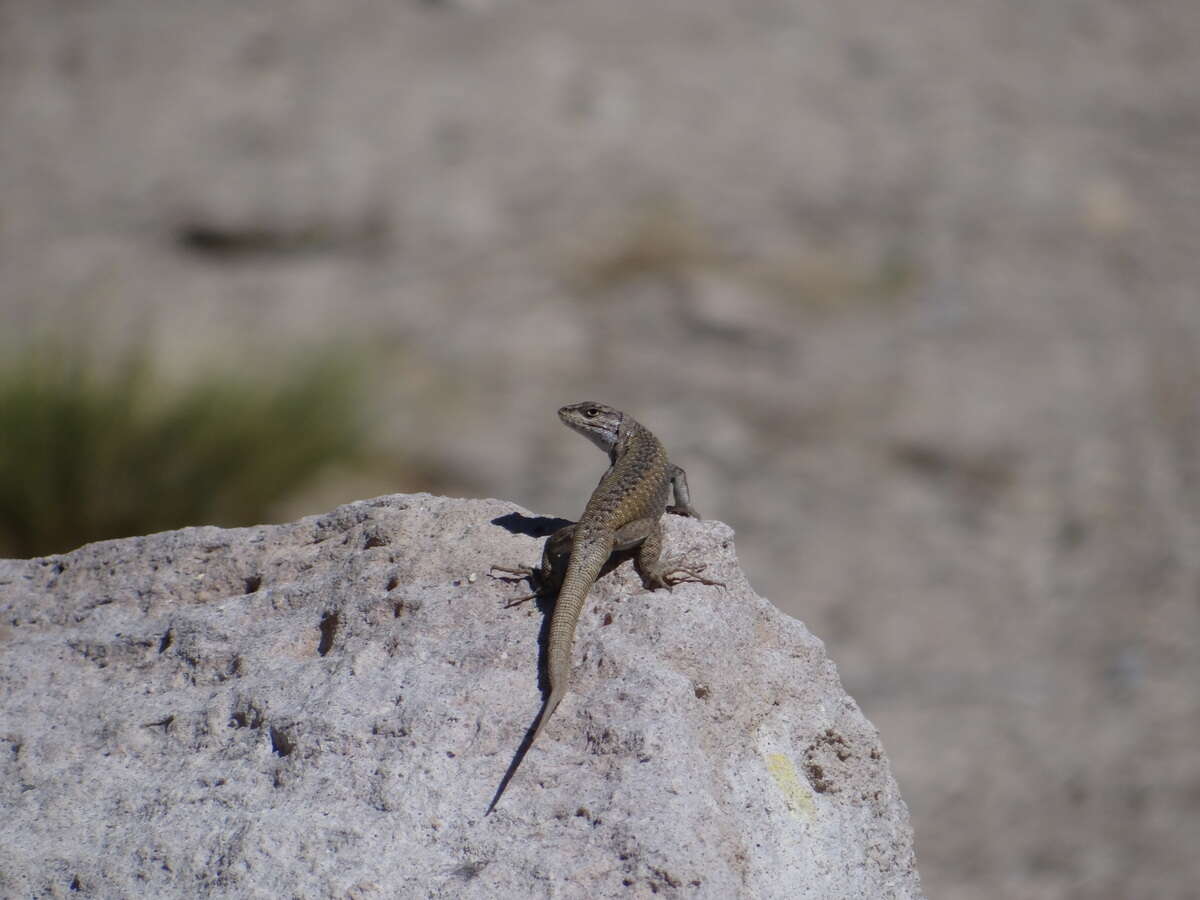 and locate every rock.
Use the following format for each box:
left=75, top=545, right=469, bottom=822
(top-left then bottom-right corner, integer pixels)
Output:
left=0, top=494, right=922, bottom=899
